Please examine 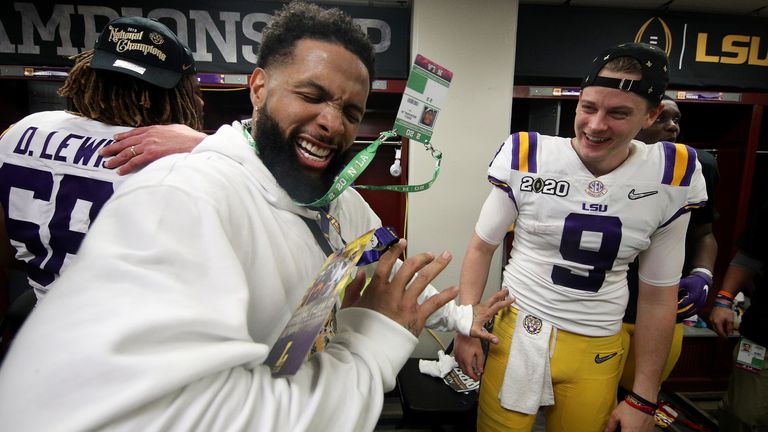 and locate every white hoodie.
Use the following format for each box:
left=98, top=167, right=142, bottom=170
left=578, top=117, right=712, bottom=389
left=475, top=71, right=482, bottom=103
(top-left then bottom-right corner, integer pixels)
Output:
left=0, top=122, right=470, bottom=432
